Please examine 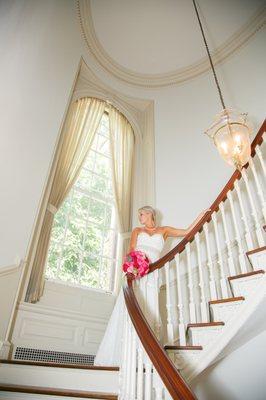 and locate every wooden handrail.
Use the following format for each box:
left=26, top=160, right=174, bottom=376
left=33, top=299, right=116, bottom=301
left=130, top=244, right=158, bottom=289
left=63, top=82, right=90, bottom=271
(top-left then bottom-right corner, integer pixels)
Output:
left=150, top=119, right=266, bottom=273
left=123, top=277, right=197, bottom=400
